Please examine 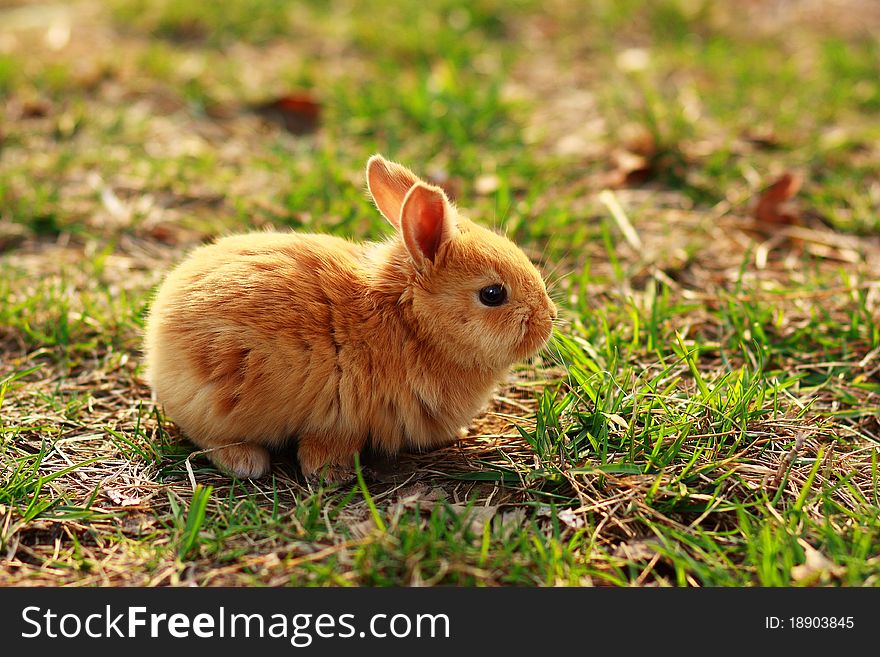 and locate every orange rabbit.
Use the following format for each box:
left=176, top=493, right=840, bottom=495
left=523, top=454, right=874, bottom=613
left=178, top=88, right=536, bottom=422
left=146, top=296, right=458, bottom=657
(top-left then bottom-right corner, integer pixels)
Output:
left=144, top=155, right=557, bottom=480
